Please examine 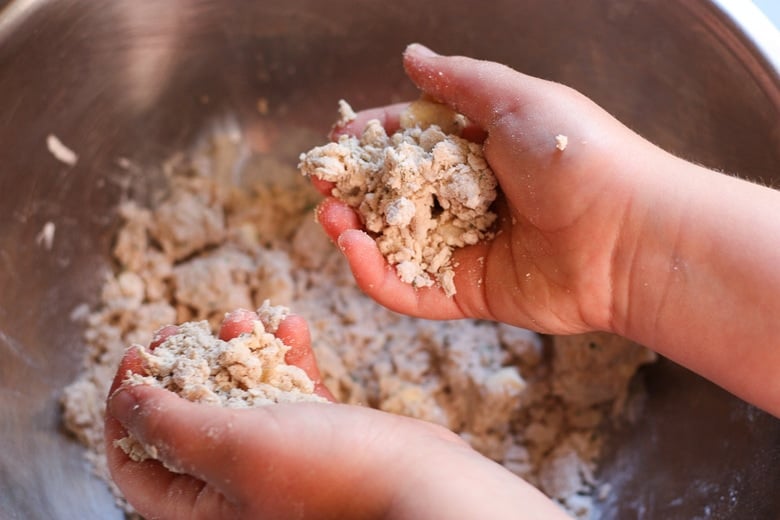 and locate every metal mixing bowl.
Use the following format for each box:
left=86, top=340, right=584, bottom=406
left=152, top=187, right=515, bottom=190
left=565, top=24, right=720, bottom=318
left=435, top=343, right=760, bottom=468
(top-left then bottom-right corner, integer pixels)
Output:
left=1, top=1, right=779, bottom=518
